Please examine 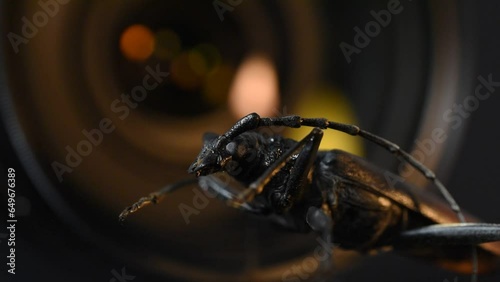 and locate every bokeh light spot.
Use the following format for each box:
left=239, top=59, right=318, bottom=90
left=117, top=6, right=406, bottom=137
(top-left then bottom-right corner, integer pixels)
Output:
left=194, top=43, right=221, bottom=72
left=120, top=24, right=155, bottom=62
left=188, top=50, right=208, bottom=76
left=287, top=86, right=364, bottom=155
left=228, top=55, right=280, bottom=118
left=154, top=29, right=182, bottom=61
left=203, top=64, right=234, bottom=105
left=171, top=52, right=202, bottom=90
